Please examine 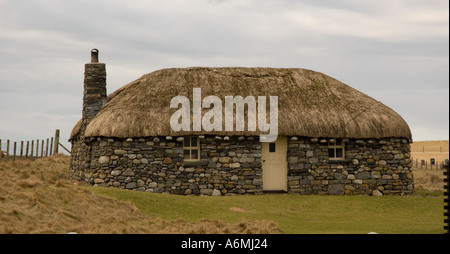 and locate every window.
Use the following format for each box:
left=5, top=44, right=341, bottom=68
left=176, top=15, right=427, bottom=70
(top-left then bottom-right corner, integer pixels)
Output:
left=328, top=139, right=345, bottom=160
left=183, top=136, right=200, bottom=161
left=269, top=143, right=276, bottom=153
